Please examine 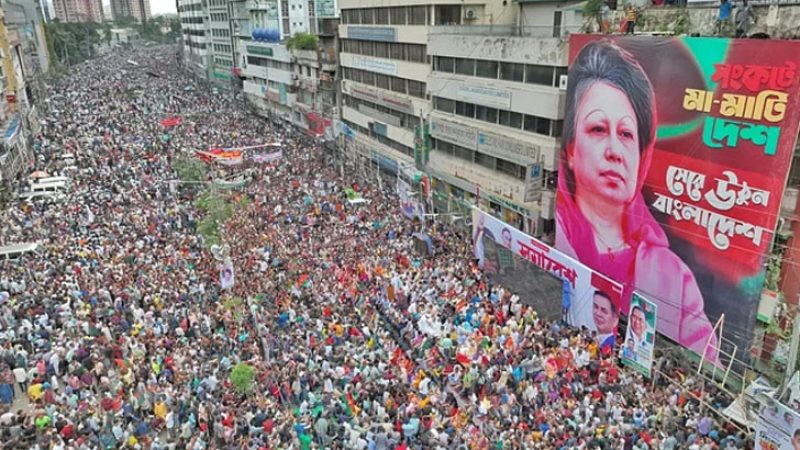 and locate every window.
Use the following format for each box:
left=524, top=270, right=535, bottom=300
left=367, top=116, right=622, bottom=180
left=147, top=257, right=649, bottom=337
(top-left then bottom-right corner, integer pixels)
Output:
left=436, top=57, right=454, bottom=73
left=390, top=7, right=406, bottom=25
left=408, top=6, right=427, bottom=25
left=362, top=8, right=374, bottom=24
left=408, top=80, right=425, bottom=98
left=375, top=7, right=389, bottom=24
left=390, top=43, right=404, bottom=60
left=455, top=101, right=475, bottom=118
left=496, top=159, right=525, bottom=180
left=406, top=44, right=425, bottom=63
left=475, top=60, right=498, bottom=78
left=375, top=74, right=390, bottom=90
left=435, top=5, right=461, bottom=25
left=551, top=120, right=563, bottom=137
left=524, top=115, right=551, bottom=135
left=500, top=62, right=524, bottom=82
left=454, top=145, right=473, bottom=161
left=362, top=71, right=375, bottom=86
left=499, top=110, right=523, bottom=129
left=455, top=58, right=474, bottom=76
left=475, top=152, right=495, bottom=170
left=525, top=64, right=553, bottom=86
left=475, top=105, right=497, bottom=123
left=435, top=97, right=455, bottom=114
left=391, top=77, right=406, bottom=94
left=374, top=42, right=389, bottom=58
left=361, top=41, right=374, bottom=57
